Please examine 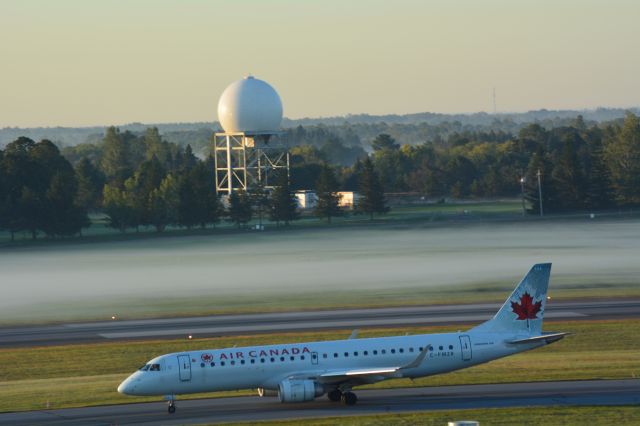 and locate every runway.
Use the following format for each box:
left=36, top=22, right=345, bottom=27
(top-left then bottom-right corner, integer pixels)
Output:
left=1, top=299, right=639, bottom=348
left=0, top=379, right=637, bottom=425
